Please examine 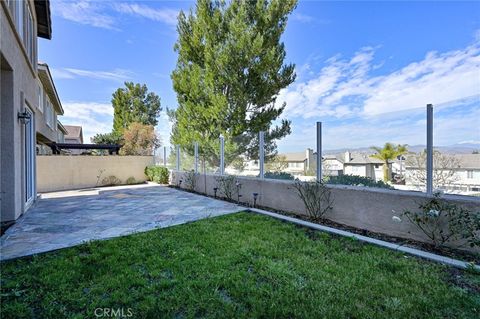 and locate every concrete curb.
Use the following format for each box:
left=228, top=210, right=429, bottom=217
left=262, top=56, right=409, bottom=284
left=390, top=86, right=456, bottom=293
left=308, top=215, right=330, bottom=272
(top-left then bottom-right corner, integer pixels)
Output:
left=247, top=207, right=480, bottom=271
